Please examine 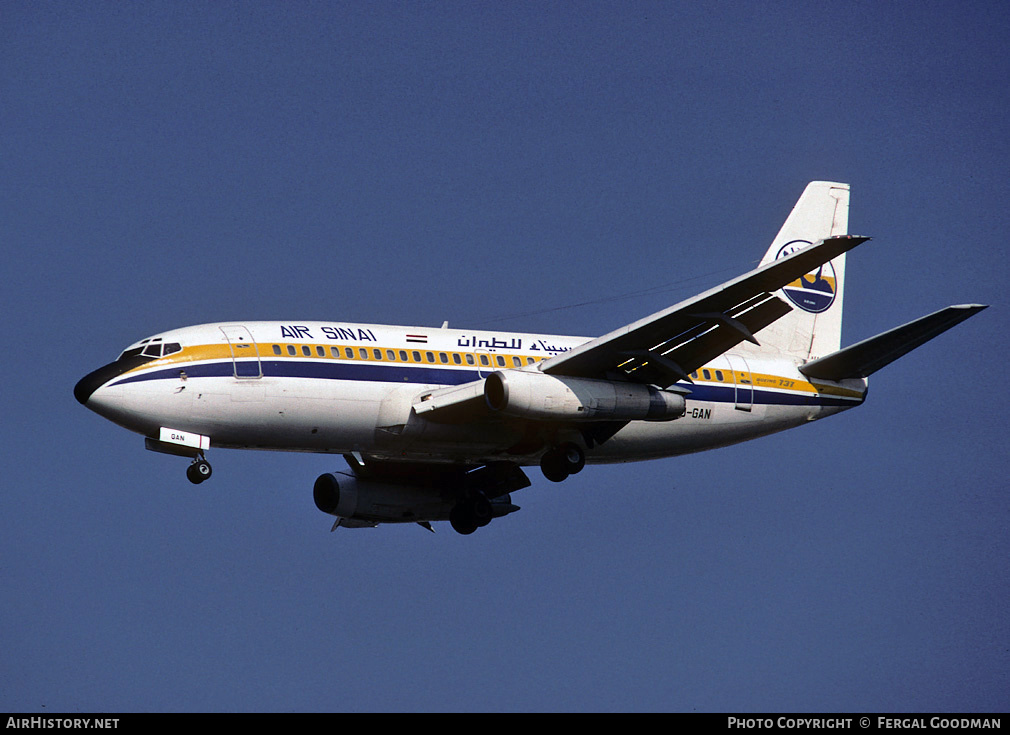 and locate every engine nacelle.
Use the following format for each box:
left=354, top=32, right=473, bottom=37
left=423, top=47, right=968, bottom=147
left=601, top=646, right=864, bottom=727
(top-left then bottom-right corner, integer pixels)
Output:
left=484, top=370, right=686, bottom=422
left=313, top=472, right=458, bottom=524
left=313, top=472, right=520, bottom=527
